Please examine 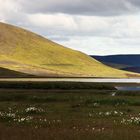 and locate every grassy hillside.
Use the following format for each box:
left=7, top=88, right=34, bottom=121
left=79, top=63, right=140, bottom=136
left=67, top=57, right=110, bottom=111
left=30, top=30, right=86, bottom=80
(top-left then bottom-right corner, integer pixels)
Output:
left=0, top=22, right=139, bottom=78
